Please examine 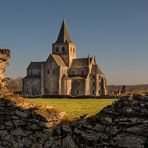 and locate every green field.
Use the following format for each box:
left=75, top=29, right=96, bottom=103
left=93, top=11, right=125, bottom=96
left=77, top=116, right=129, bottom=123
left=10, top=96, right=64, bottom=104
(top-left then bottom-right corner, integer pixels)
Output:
left=26, top=98, right=116, bottom=120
